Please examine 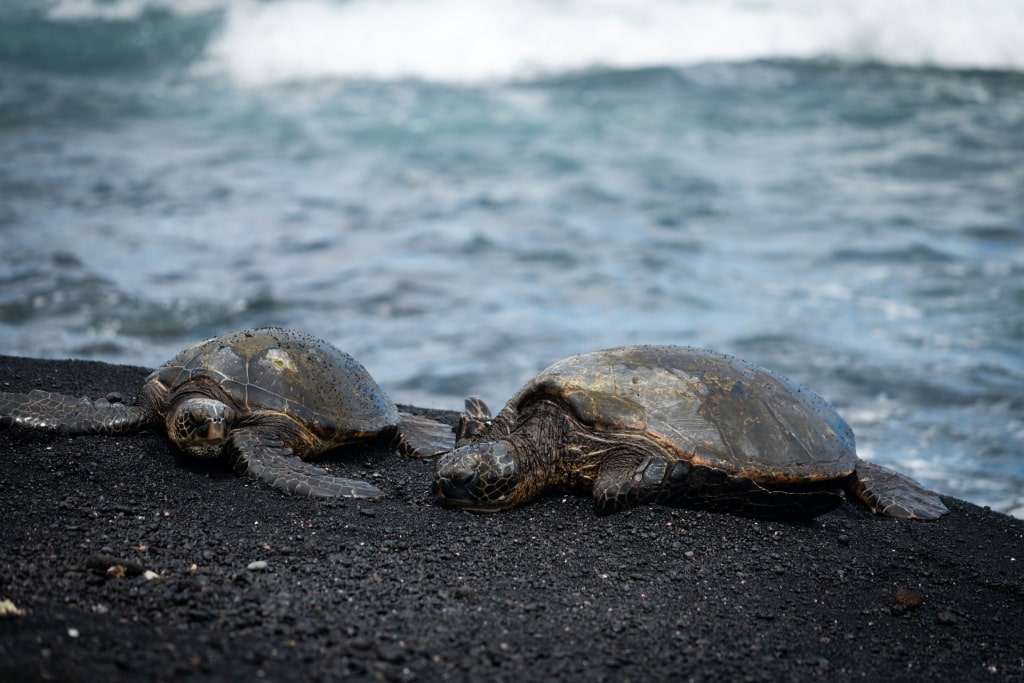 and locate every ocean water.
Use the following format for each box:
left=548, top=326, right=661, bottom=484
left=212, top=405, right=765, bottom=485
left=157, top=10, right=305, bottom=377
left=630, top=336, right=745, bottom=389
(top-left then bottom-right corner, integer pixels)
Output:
left=1, top=0, right=1022, bottom=517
